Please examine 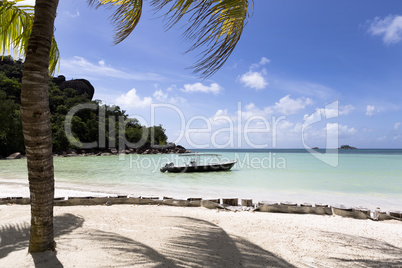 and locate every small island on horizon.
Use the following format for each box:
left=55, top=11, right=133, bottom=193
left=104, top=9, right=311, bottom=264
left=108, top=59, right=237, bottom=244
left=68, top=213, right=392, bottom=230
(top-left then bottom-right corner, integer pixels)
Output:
left=339, top=145, right=357, bottom=149
left=312, top=145, right=358, bottom=150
